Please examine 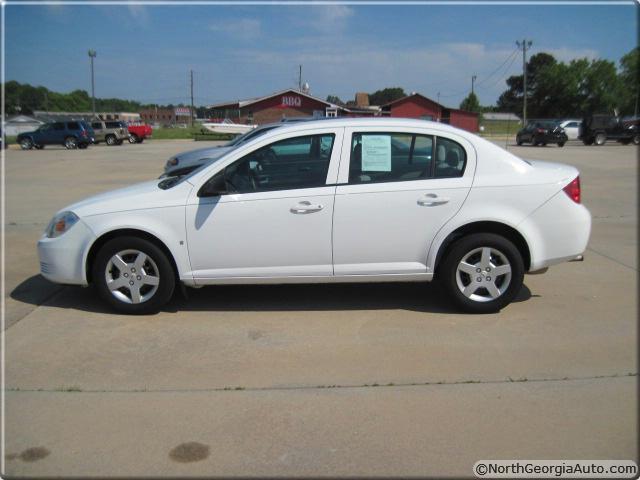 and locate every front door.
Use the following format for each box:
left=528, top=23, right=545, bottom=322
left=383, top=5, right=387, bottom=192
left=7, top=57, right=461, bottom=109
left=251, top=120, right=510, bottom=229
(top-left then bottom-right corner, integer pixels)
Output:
left=185, top=130, right=343, bottom=281
left=332, top=127, right=475, bottom=275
